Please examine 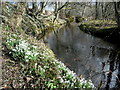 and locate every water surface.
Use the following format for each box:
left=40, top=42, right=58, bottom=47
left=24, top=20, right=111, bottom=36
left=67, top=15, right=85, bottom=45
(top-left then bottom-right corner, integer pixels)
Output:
left=45, top=24, right=120, bottom=88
